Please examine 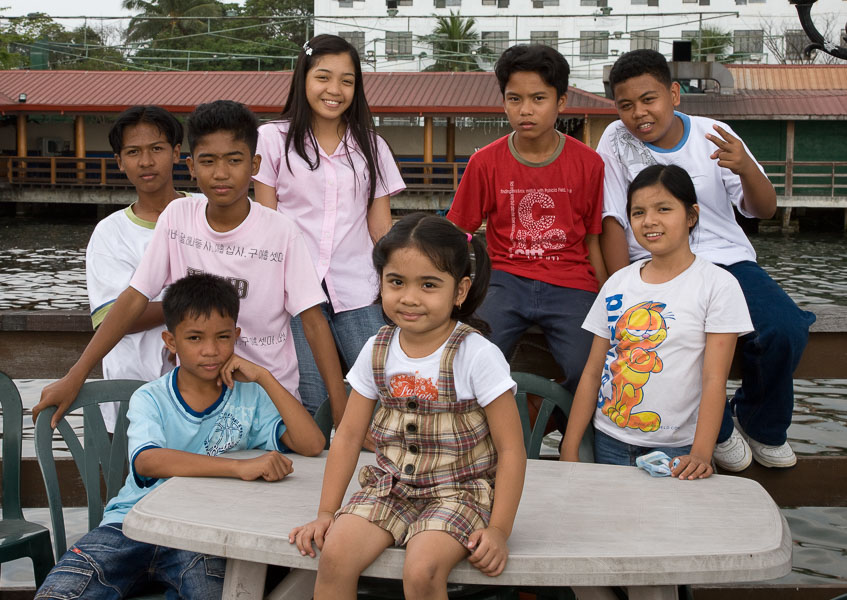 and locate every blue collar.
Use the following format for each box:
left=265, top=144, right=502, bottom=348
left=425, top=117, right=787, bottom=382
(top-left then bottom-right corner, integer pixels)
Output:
left=170, top=367, right=228, bottom=417
left=645, top=111, right=690, bottom=154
